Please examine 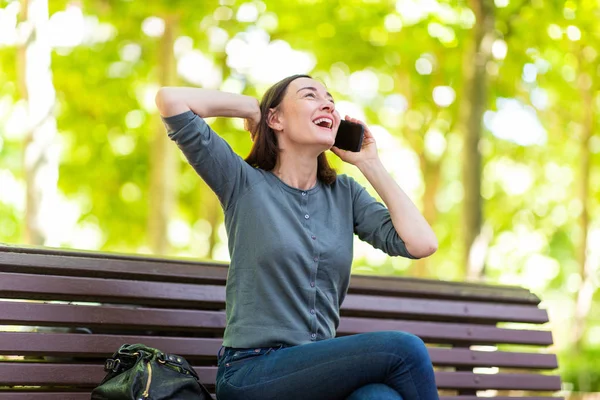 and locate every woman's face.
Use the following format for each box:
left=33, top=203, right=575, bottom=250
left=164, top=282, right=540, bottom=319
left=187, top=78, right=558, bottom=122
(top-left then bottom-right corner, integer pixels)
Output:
left=272, top=77, right=341, bottom=152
